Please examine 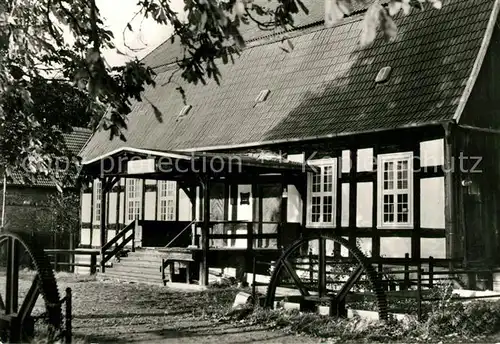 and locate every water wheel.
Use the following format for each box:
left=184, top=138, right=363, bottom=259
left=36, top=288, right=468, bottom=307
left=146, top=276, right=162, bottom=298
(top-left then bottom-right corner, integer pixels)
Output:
left=0, top=231, right=63, bottom=343
left=264, top=234, right=388, bottom=320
